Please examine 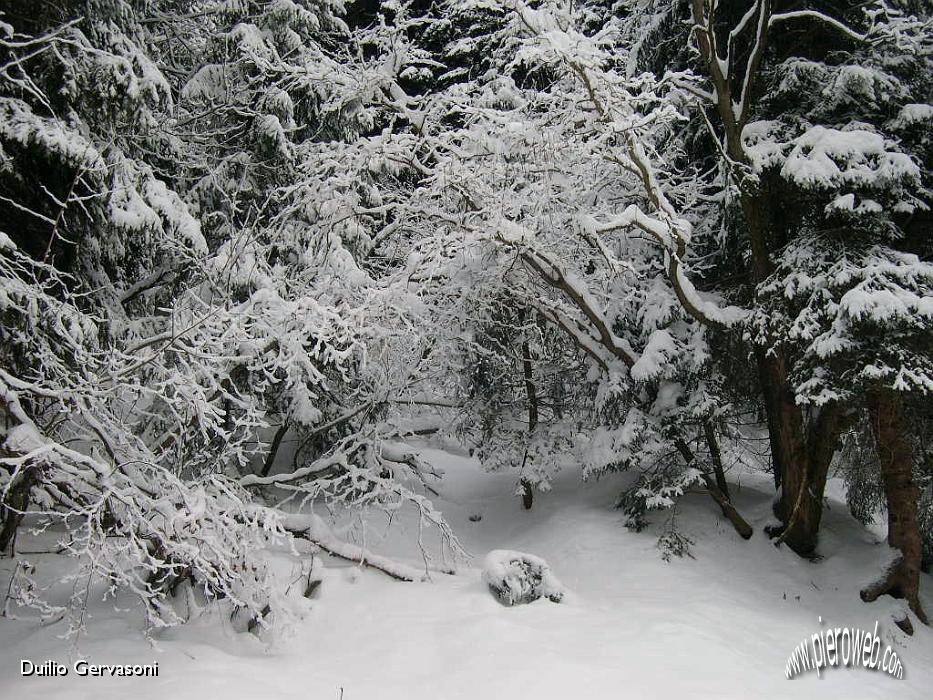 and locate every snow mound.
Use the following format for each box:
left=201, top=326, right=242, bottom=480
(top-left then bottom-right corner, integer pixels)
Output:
left=482, top=549, right=566, bottom=606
